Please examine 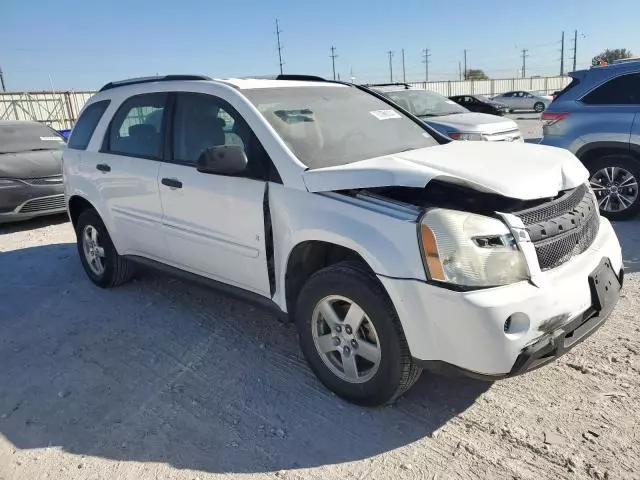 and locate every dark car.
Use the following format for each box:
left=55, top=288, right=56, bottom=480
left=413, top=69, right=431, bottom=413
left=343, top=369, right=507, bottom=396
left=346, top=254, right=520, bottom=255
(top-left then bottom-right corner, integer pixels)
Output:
left=0, top=121, right=66, bottom=223
left=448, top=95, right=509, bottom=116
